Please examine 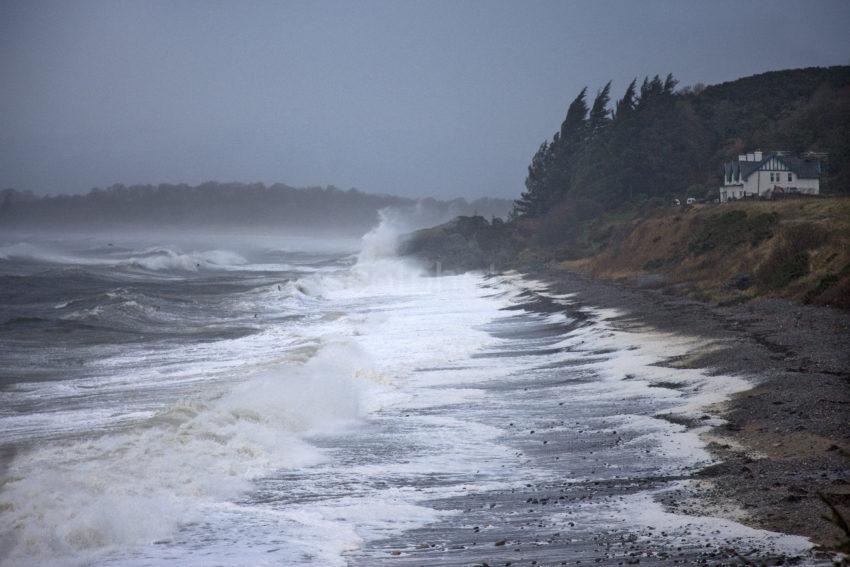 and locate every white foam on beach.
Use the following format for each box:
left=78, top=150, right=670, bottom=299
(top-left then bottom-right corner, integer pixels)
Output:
left=559, top=483, right=812, bottom=558
left=525, top=279, right=814, bottom=552
left=531, top=290, right=757, bottom=424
